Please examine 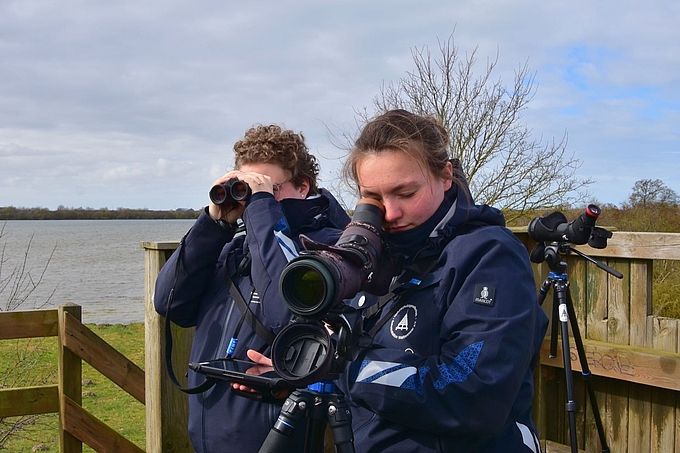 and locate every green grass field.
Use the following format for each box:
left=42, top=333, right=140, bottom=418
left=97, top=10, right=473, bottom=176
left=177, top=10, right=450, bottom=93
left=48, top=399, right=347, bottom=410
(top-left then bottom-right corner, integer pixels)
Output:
left=0, top=323, right=146, bottom=452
